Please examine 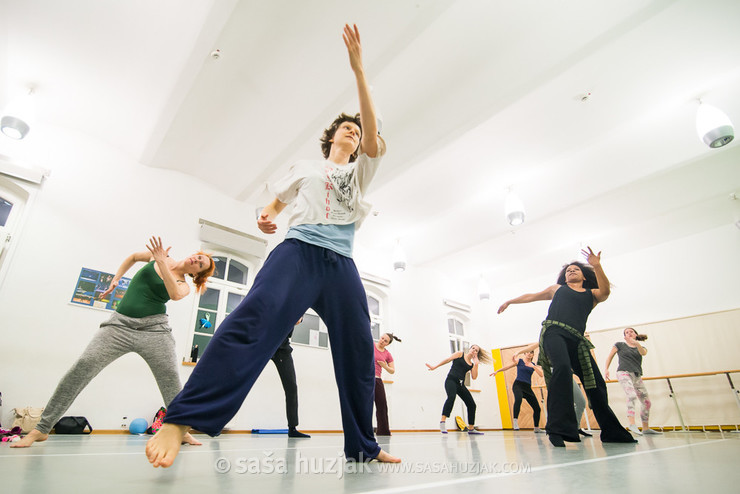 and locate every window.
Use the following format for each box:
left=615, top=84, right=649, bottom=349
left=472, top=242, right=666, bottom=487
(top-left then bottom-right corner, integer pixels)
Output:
left=0, top=175, right=34, bottom=289
left=447, top=316, right=469, bottom=354
left=447, top=314, right=471, bottom=386
left=368, top=292, right=383, bottom=341
left=290, top=309, right=329, bottom=349
left=190, top=254, right=252, bottom=356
